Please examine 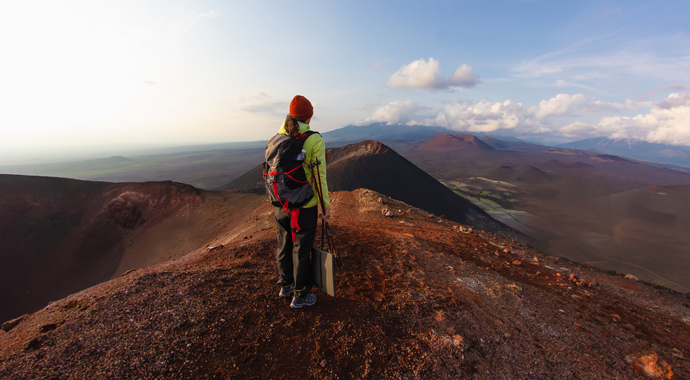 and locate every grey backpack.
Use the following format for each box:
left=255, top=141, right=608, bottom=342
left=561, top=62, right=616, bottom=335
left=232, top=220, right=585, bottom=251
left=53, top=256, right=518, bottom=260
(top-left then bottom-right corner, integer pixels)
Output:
left=263, top=131, right=317, bottom=211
